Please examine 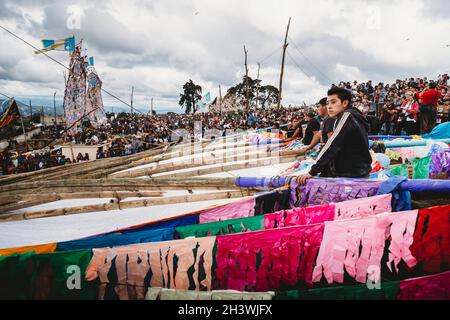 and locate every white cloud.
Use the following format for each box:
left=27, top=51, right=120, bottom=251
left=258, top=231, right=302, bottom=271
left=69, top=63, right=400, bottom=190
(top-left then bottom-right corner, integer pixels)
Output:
left=335, top=64, right=363, bottom=82
left=0, top=0, right=448, bottom=111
